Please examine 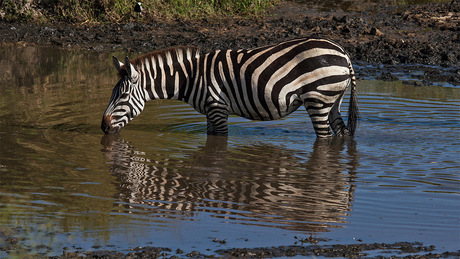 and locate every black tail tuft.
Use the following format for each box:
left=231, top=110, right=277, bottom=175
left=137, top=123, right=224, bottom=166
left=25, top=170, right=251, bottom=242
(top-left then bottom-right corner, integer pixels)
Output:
left=347, top=64, right=359, bottom=136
